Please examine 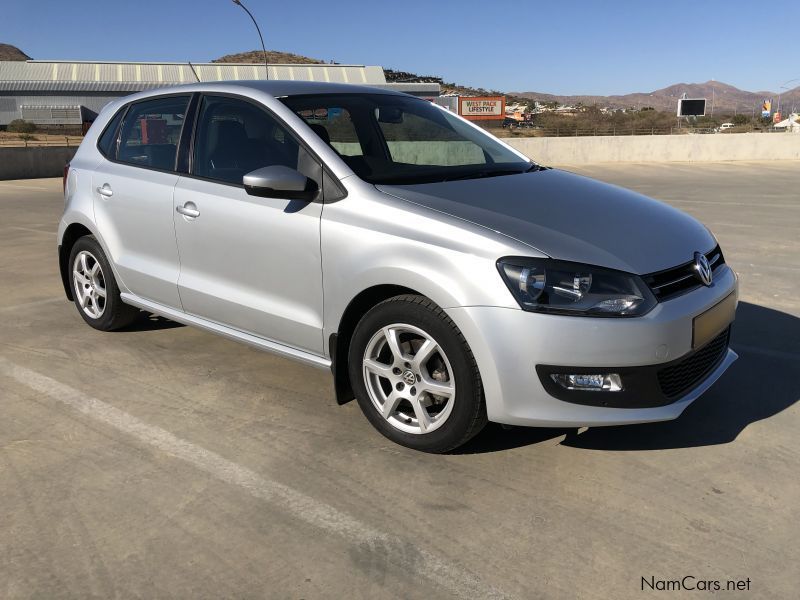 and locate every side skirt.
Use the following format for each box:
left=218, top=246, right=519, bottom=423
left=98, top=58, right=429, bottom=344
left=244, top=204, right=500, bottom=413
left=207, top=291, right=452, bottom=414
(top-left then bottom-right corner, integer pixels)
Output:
left=120, top=293, right=332, bottom=371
